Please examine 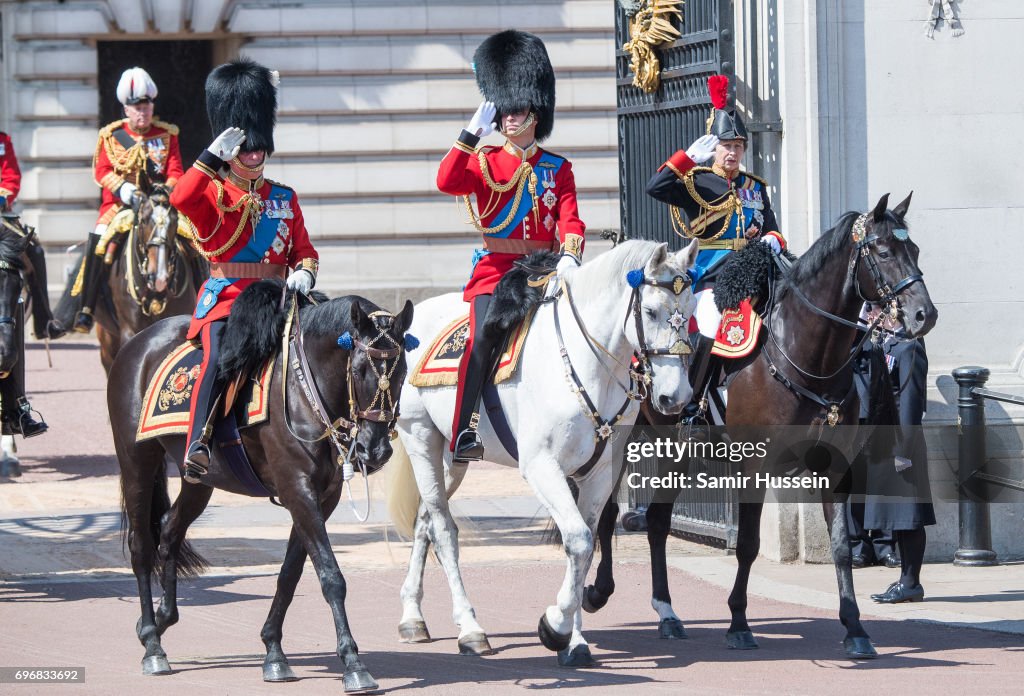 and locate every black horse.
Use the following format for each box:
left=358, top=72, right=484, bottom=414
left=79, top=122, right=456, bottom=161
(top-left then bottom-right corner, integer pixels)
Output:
left=108, top=284, right=413, bottom=692
left=586, top=193, right=937, bottom=657
left=57, top=183, right=207, bottom=374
